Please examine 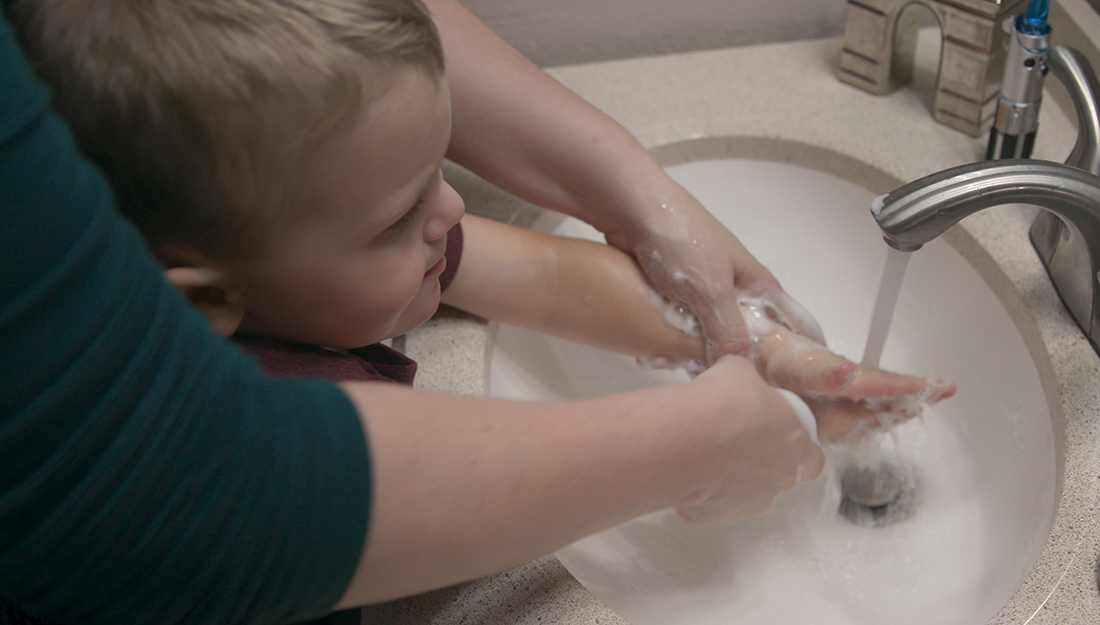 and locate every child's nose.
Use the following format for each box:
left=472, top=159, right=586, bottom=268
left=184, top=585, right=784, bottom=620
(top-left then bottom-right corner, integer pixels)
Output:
left=425, top=180, right=465, bottom=242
